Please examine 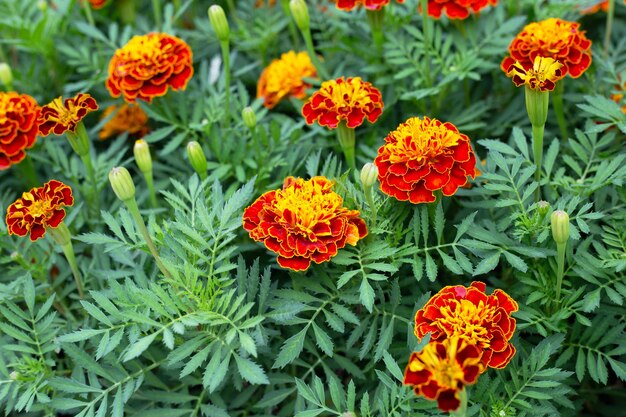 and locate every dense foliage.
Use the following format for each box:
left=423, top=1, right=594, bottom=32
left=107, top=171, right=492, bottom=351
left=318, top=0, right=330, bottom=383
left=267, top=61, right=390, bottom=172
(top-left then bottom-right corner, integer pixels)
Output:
left=0, top=0, right=625, bottom=416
